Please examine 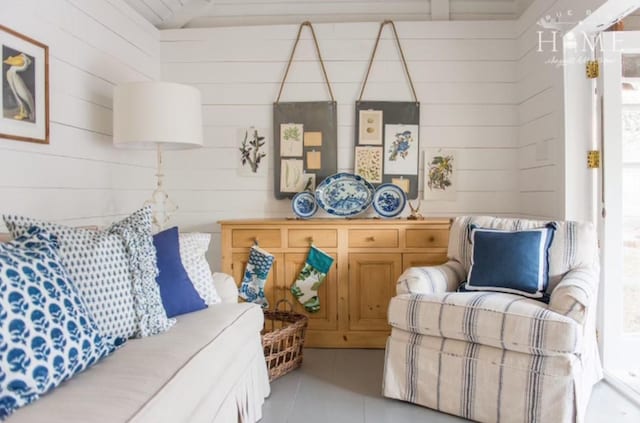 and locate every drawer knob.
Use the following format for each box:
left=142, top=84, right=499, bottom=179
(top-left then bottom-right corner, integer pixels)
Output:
left=253, top=237, right=259, bottom=246
left=367, top=236, right=376, bottom=242
left=429, top=236, right=435, bottom=242
left=308, top=236, right=314, bottom=245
